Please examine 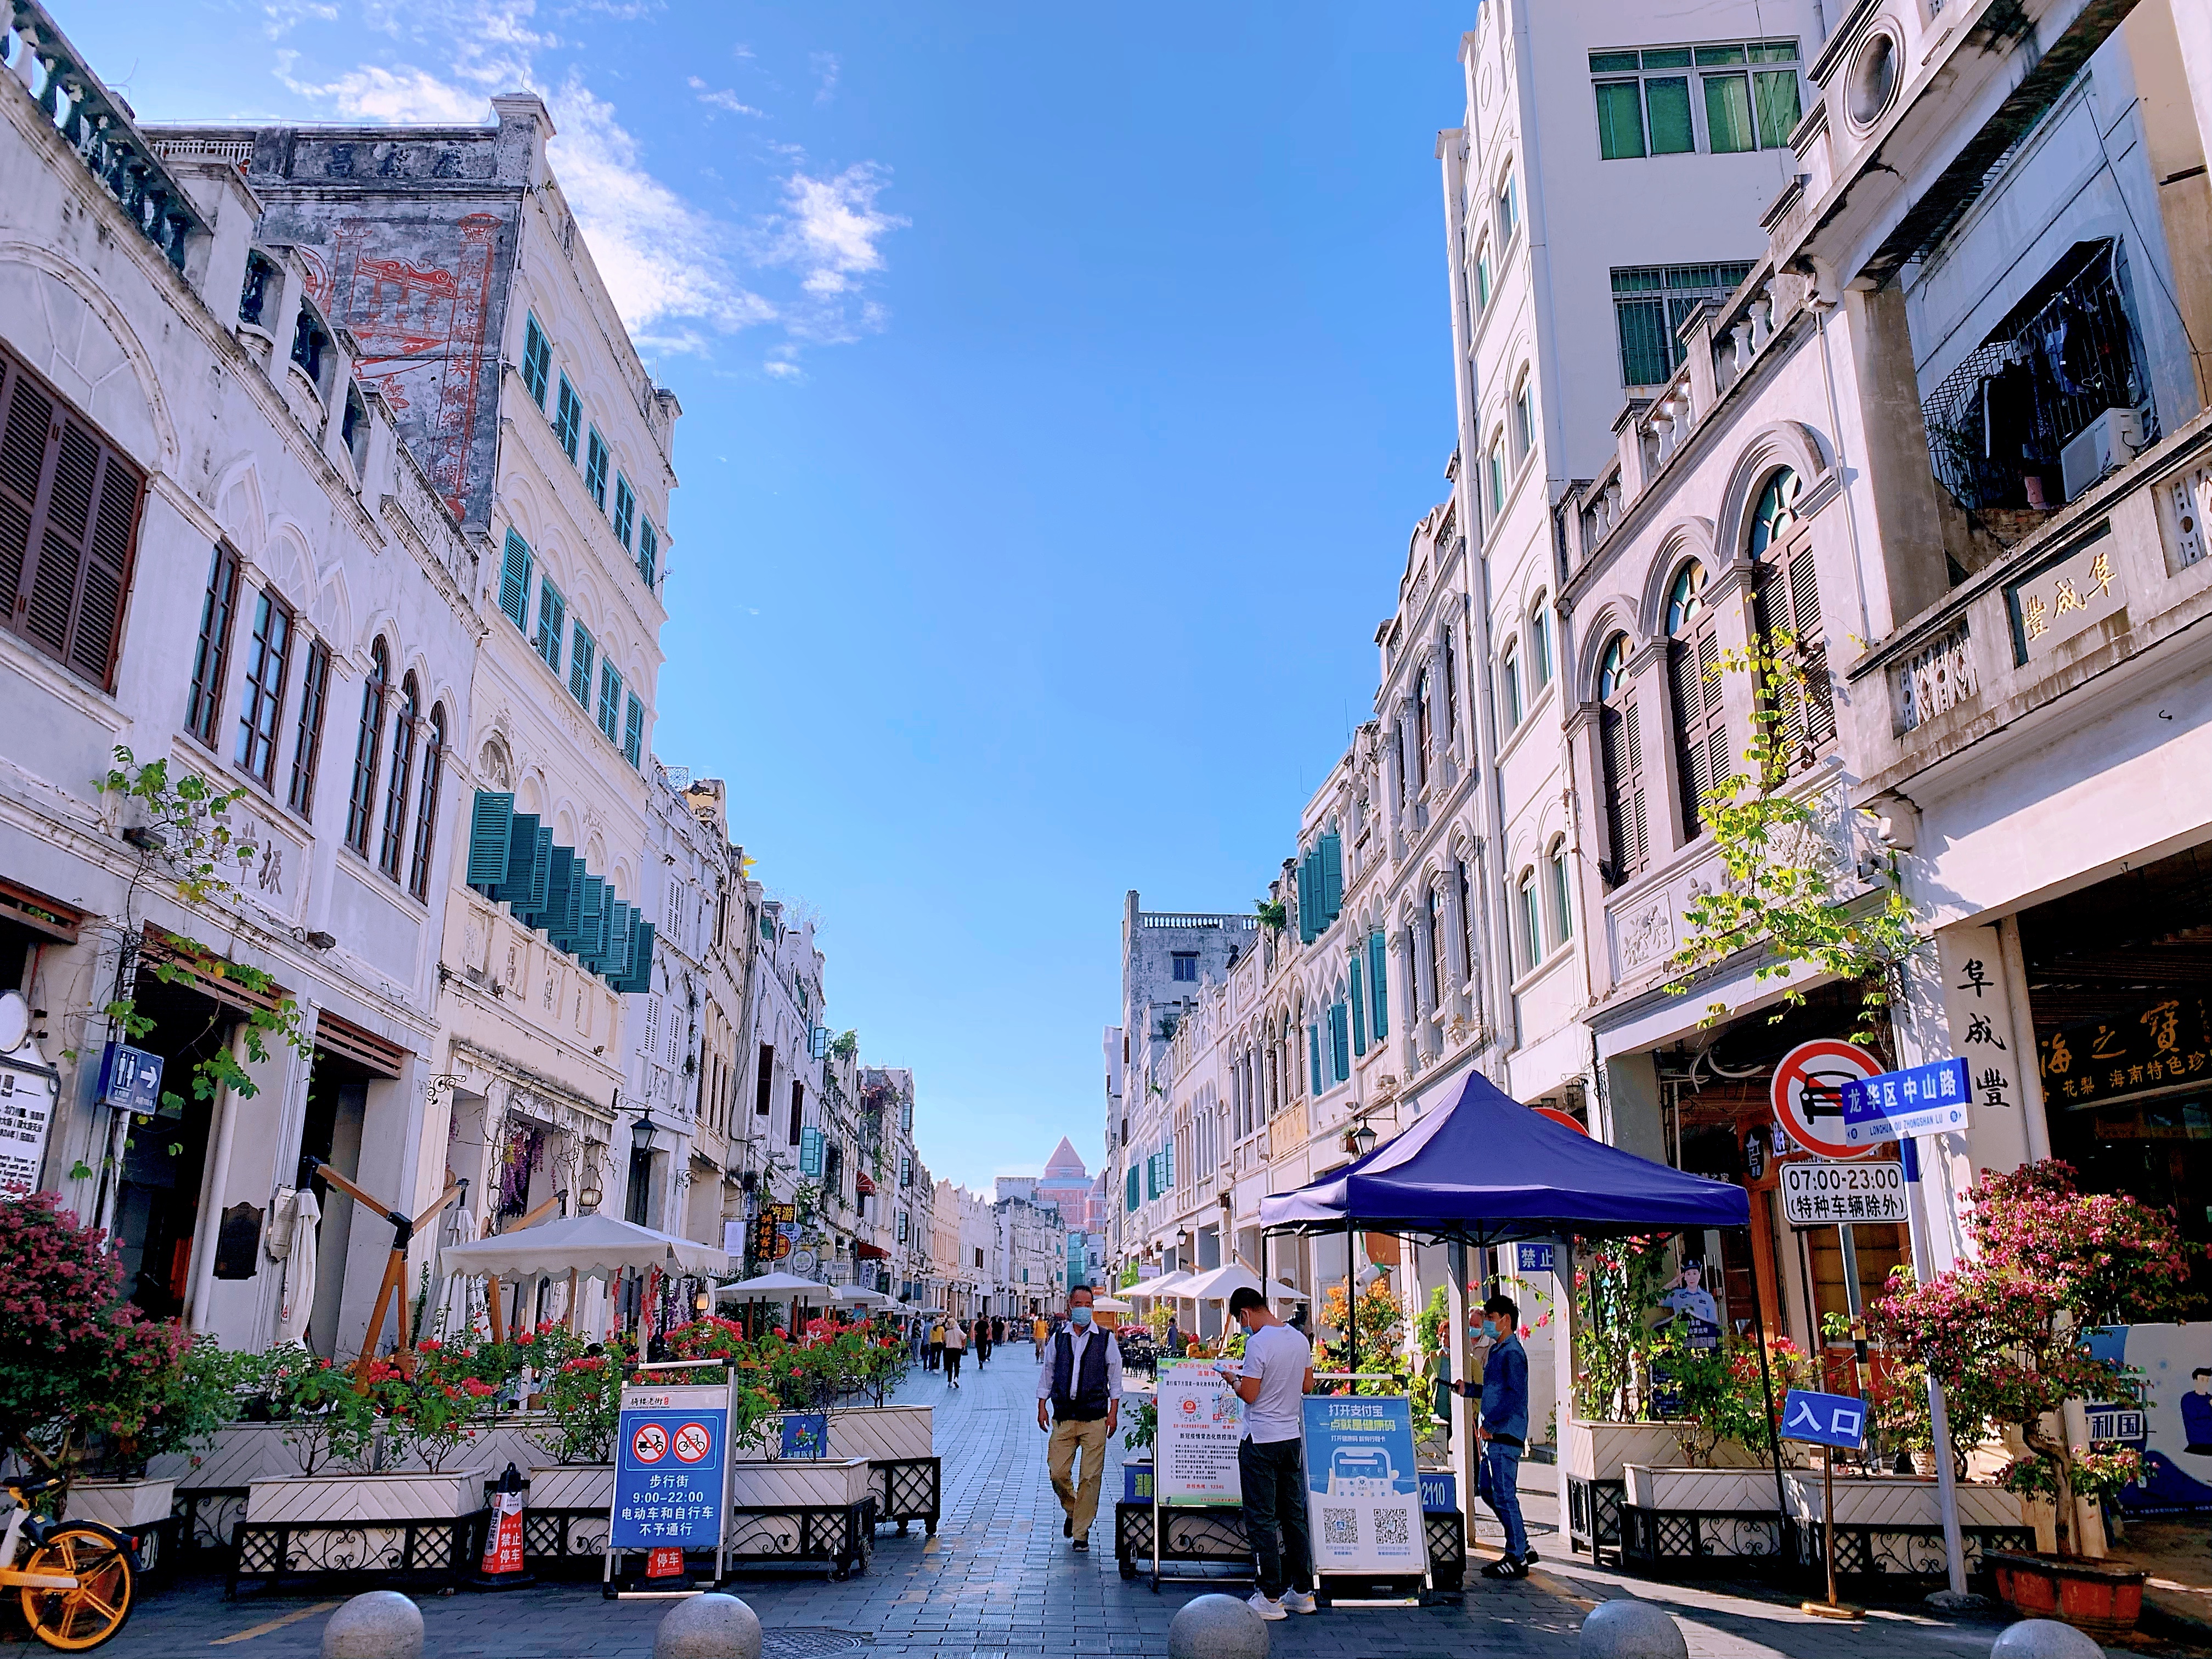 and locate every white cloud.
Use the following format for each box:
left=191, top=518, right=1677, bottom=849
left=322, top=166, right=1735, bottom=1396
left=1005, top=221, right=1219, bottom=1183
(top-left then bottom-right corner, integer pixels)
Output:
left=770, top=164, right=905, bottom=302
left=686, top=76, right=765, bottom=119
left=277, top=59, right=488, bottom=123
left=263, top=1, right=340, bottom=40
left=810, top=50, right=839, bottom=104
